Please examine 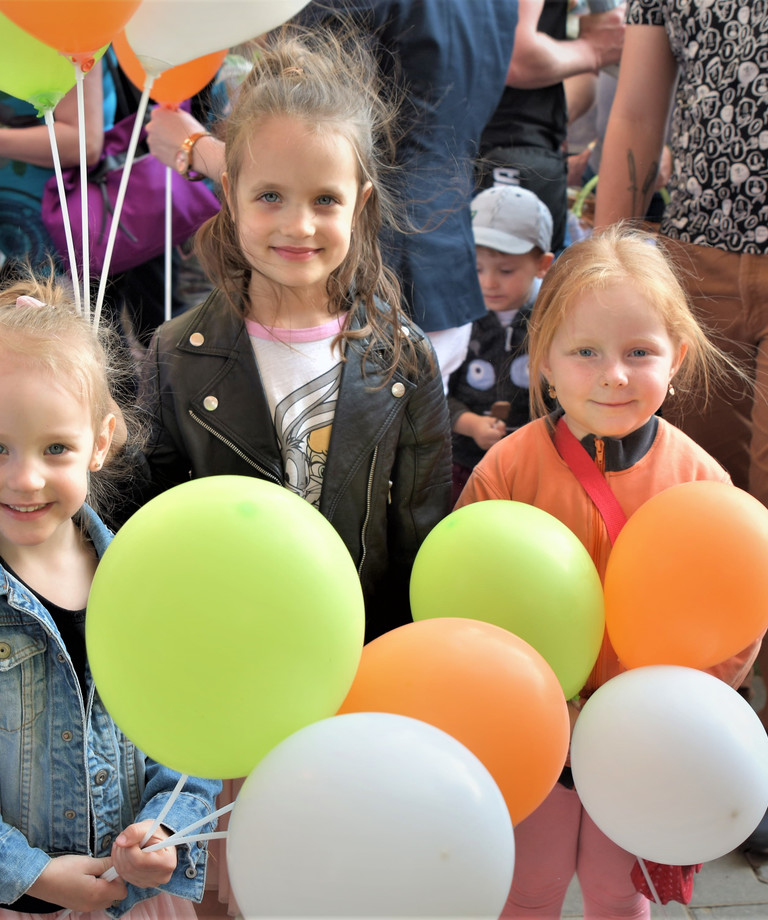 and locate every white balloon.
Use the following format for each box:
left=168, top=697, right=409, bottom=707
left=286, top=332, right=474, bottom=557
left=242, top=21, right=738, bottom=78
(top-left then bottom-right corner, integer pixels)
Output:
left=227, top=712, right=515, bottom=919
left=571, top=665, right=768, bottom=865
left=124, top=0, right=311, bottom=75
